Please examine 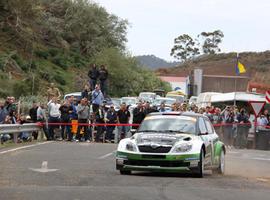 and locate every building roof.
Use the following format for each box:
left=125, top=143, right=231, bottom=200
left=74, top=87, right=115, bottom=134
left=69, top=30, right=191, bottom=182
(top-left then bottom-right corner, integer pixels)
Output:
left=159, top=76, right=187, bottom=82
